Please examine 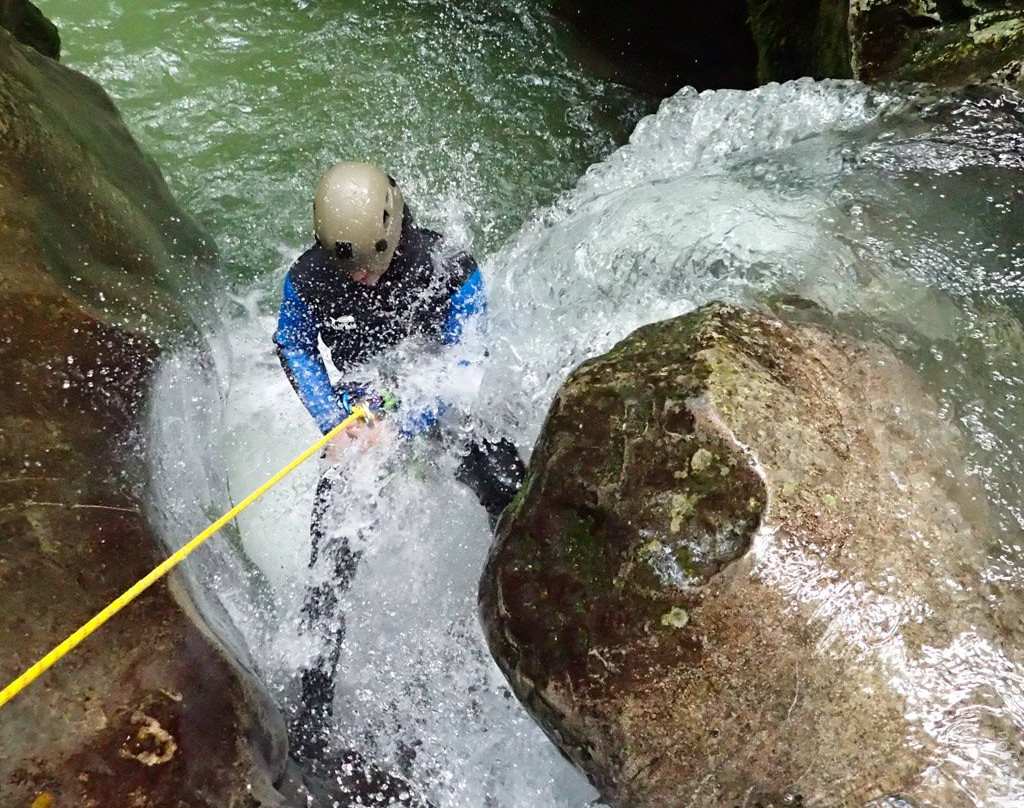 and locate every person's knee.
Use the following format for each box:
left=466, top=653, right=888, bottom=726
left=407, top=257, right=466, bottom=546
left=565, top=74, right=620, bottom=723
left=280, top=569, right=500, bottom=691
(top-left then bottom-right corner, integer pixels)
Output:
left=455, top=437, right=525, bottom=522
